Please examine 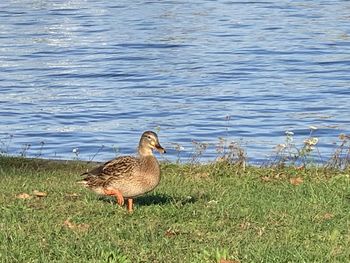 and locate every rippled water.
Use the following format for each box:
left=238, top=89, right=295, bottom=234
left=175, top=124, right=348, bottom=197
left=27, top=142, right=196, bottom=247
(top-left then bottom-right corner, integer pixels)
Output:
left=1, top=1, right=350, bottom=163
